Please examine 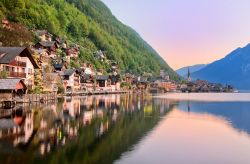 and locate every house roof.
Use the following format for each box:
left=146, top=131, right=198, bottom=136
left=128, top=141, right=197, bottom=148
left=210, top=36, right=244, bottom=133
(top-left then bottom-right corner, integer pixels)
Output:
left=82, top=74, right=92, bottom=81
left=54, top=64, right=63, bottom=70
left=63, top=69, right=75, bottom=76
left=0, top=78, right=26, bottom=90
left=43, top=73, right=61, bottom=82
left=39, top=41, right=56, bottom=48
left=0, top=47, right=39, bottom=68
left=110, top=75, right=120, bottom=83
left=34, top=30, right=52, bottom=37
left=138, top=77, right=148, bottom=83
left=96, top=75, right=109, bottom=81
